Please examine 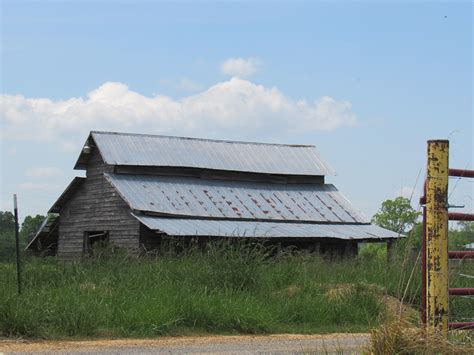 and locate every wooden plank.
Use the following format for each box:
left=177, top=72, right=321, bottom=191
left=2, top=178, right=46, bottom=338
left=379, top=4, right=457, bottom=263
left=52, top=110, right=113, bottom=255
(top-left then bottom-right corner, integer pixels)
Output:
left=57, top=149, right=140, bottom=260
